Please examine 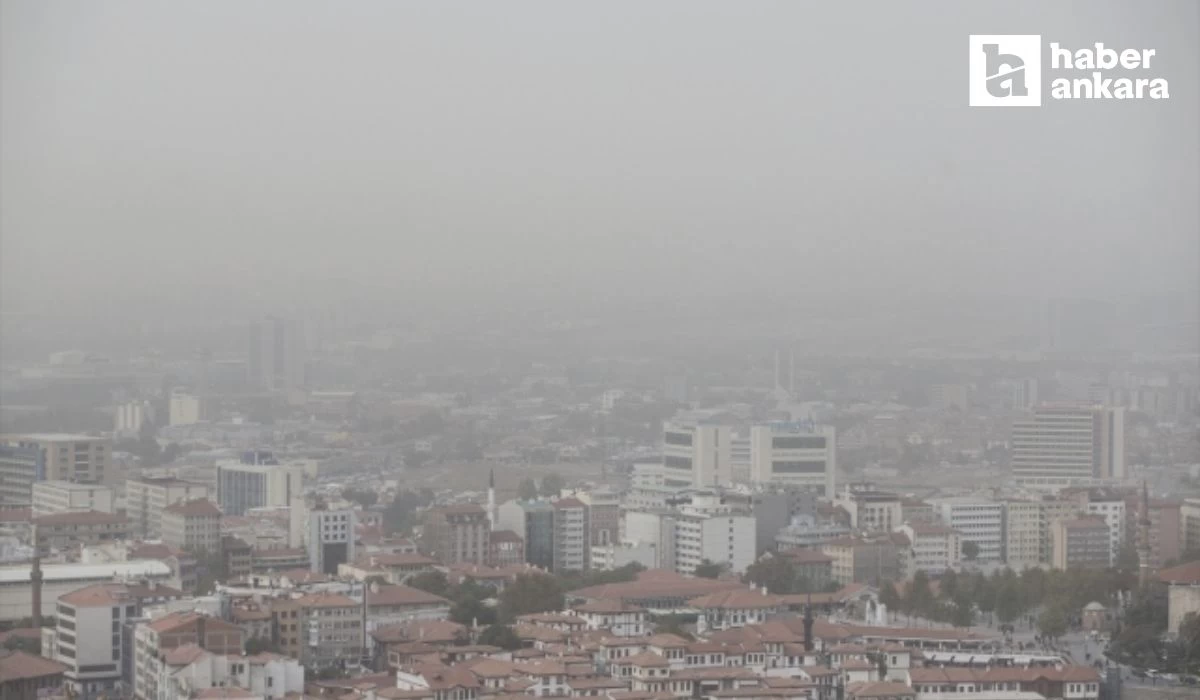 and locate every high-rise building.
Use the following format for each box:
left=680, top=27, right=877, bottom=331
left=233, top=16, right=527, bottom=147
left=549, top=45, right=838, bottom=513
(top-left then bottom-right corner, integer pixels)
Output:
left=248, top=316, right=306, bottom=391
left=1003, top=500, right=1043, bottom=569
left=289, top=496, right=357, bottom=574
left=0, top=440, right=42, bottom=507
left=1011, top=404, right=1125, bottom=490
left=1012, top=378, right=1040, bottom=411
left=551, top=498, right=590, bottom=573
left=747, top=423, right=836, bottom=496
left=1051, top=518, right=1110, bottom=570
left=497, top=500, right=555, bottom=570
left=930, top=496, right=1004, bottom=563
left=215, top=456, right=305, bottom=516
left=576, top=487, right=619, bottom=548
left=420, top=505, right=489, bottom=566
left=167, top=390, right=204, bottom=426
left=114, top=401, right=155, bottom=436
left=662, top=421, right=733, bottom=488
